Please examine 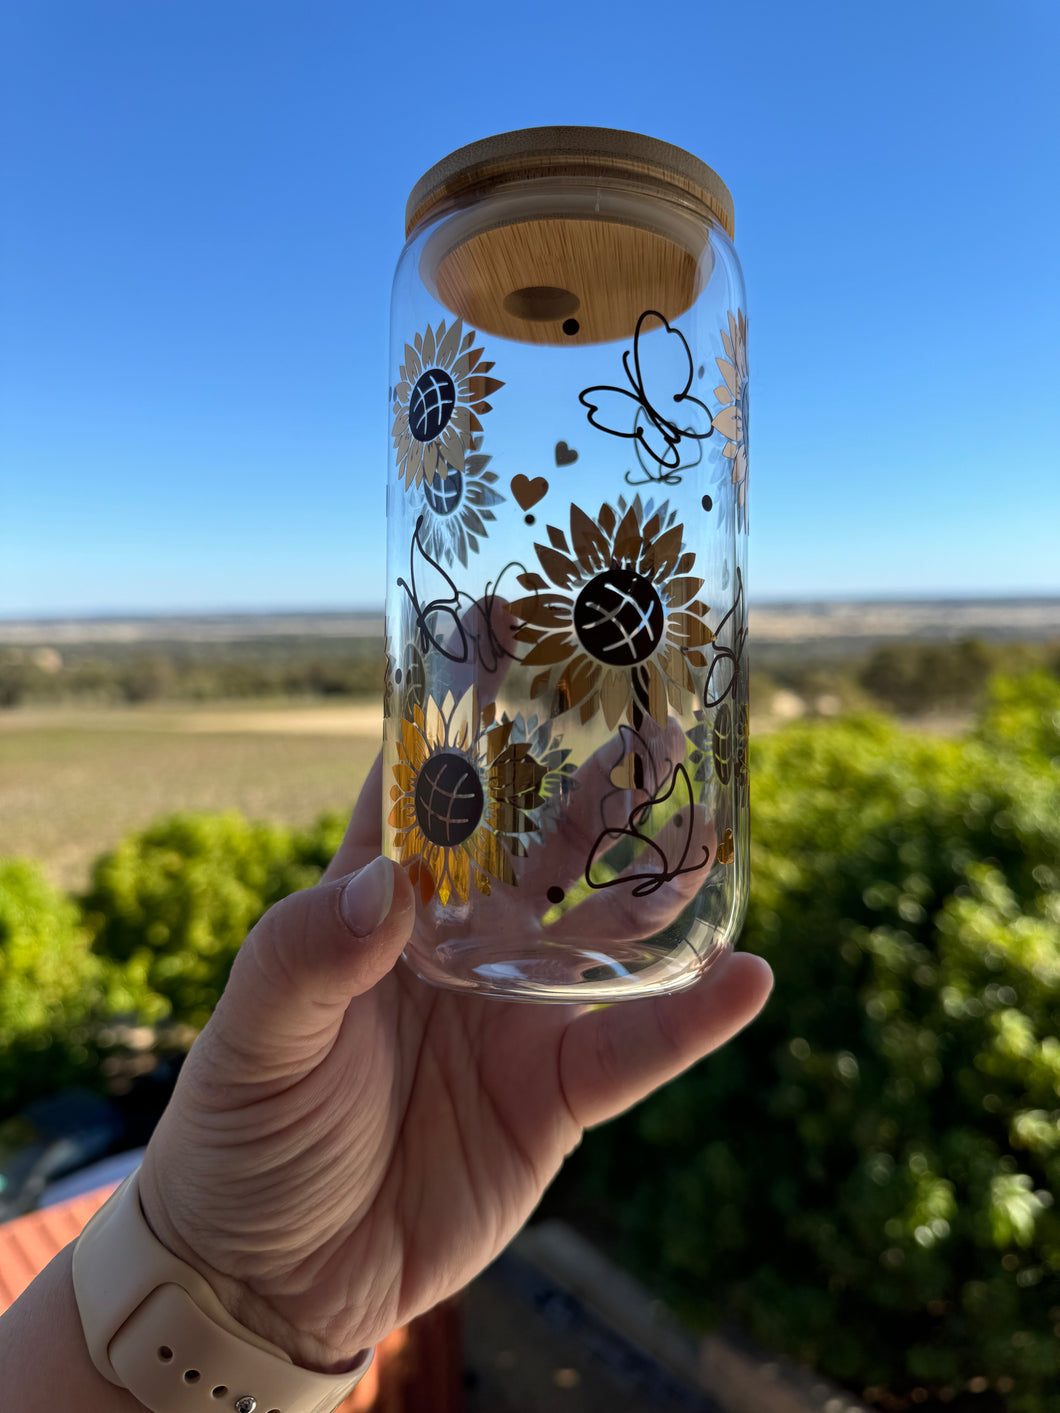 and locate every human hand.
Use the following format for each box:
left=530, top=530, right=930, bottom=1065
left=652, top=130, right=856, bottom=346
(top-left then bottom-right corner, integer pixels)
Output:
left=138, top=750, right=772, bottom=1374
